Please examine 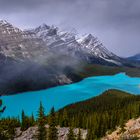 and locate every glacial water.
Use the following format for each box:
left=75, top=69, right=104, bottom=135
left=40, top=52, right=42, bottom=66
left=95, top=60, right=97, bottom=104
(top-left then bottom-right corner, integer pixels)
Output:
left=1, top=73, right=140, bottom=118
